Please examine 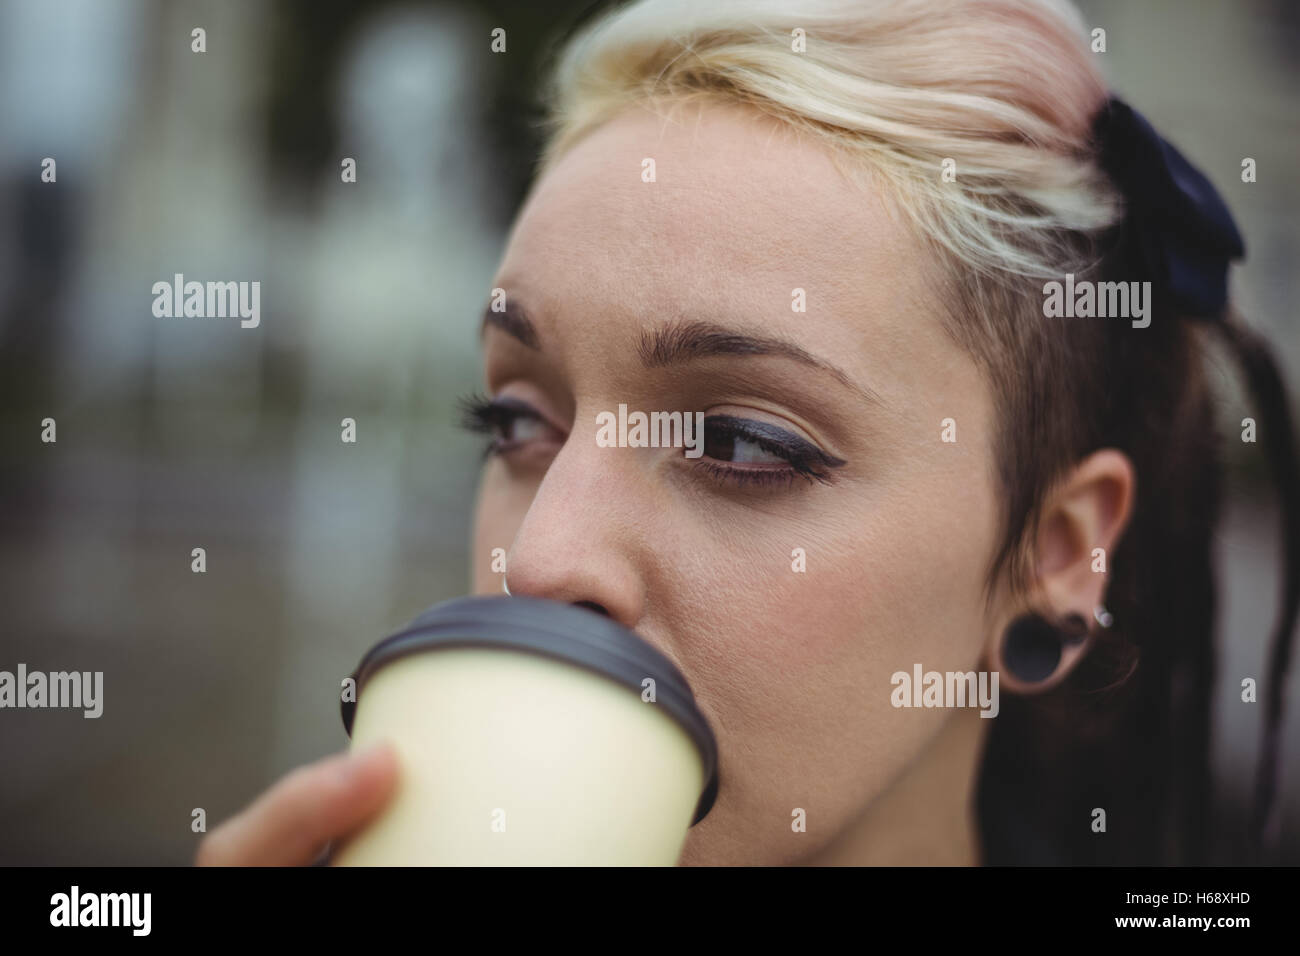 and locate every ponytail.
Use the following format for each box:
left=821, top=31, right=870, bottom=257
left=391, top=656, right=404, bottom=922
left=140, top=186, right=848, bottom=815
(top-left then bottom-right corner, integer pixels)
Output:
left=1213, top=313, right=1300, bottom=857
